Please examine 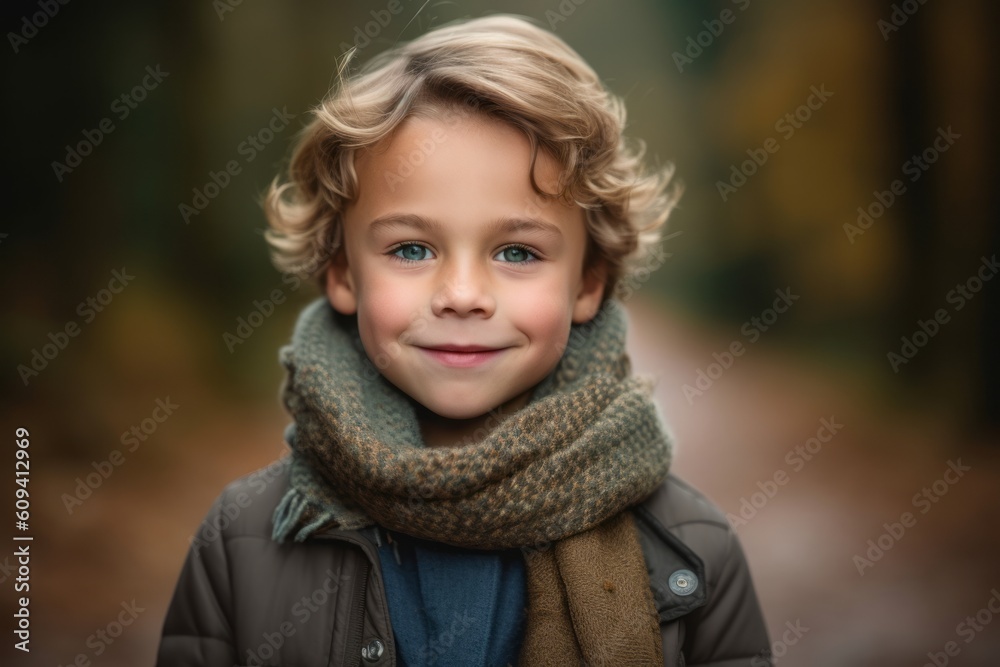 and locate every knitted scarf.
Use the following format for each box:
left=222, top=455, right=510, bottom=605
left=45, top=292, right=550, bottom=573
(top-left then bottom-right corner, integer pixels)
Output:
left=272, top=296, right=672, bottom=665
